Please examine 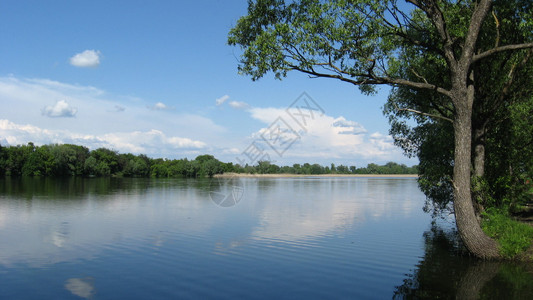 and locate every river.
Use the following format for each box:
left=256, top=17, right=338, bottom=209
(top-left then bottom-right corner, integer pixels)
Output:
left=0, top=177, right=531, bottom=299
